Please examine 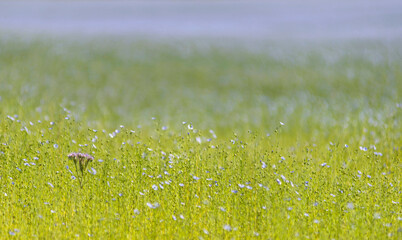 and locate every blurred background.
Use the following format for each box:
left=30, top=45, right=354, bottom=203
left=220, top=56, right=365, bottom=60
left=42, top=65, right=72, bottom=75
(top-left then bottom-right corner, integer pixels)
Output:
left=1, top=0, right=401, bottom=40
left=0, top=1, right=401, bottom=137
